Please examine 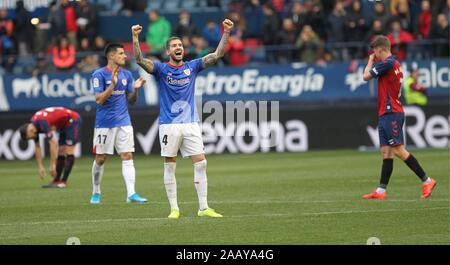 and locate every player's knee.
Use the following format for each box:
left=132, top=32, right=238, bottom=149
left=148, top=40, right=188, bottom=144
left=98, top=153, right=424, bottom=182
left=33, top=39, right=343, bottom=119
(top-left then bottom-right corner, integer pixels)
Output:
left=120, top=152, right=133, bottom=161
left=96, top=155, right=107, bottom=165
left=393, top=147, right=409, bottom=160
left=165, top=157, right=177, bottom=163
left=194, top=159, right=207, bottom=170
left=191, top=154, right=206, bottom=164
left=58, top=146, right=66, bottom=156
